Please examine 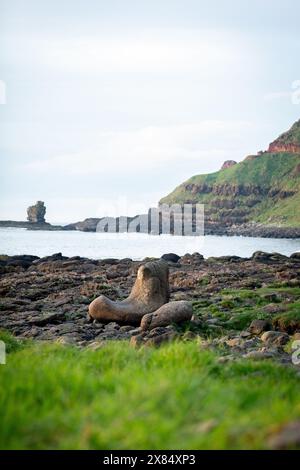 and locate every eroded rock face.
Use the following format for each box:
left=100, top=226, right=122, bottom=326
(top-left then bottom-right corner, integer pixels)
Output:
left=88, top=260, right=170, bottom=325
left=268, top=142, right=300, bottom=154
left=221, top=160, right=237, bottom=170
left=27, top=201, right=46, bottom=223
left=268, top=119, right=300, bottom=154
